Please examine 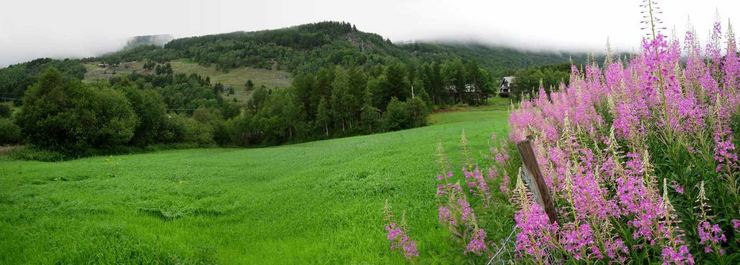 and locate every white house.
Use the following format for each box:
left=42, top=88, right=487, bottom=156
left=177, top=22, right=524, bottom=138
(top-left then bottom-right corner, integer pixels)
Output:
left=499, top=76, right=515, bottom=96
